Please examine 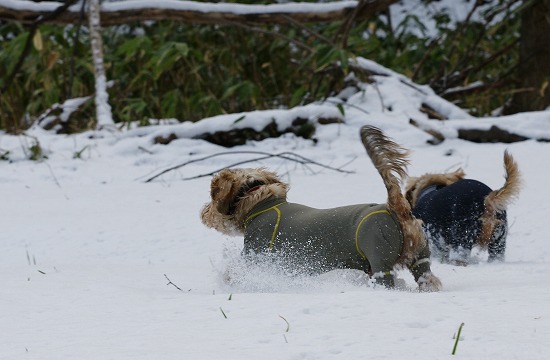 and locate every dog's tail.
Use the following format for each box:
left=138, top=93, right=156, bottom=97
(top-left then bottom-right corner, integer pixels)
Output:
left=360, top=126, right=425, bottom=264
left=478, top=150, right=521, bottom=247
left=485, top=150, right=521, bottom=212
